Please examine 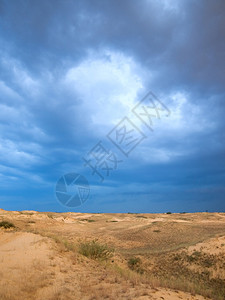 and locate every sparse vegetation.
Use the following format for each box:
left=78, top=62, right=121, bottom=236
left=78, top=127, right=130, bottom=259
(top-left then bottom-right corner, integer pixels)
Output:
left=79, top=240, right=114, bottom=260
left=79, top=218, right=96, bottom=222
left=0, top=210, right=225, bottom=300
left=19, top=212, right=34, bottom=215
left=136, top=215, right=147, bottom=219
left=0, top=221, right=15, bottom=229
left=127, top=257, right=144, bottom=274
left=41, top=233, right=76, bottom=253
left=47, top=213, right=54, bottom=219
left=151, top=250, right=225, bottom=300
